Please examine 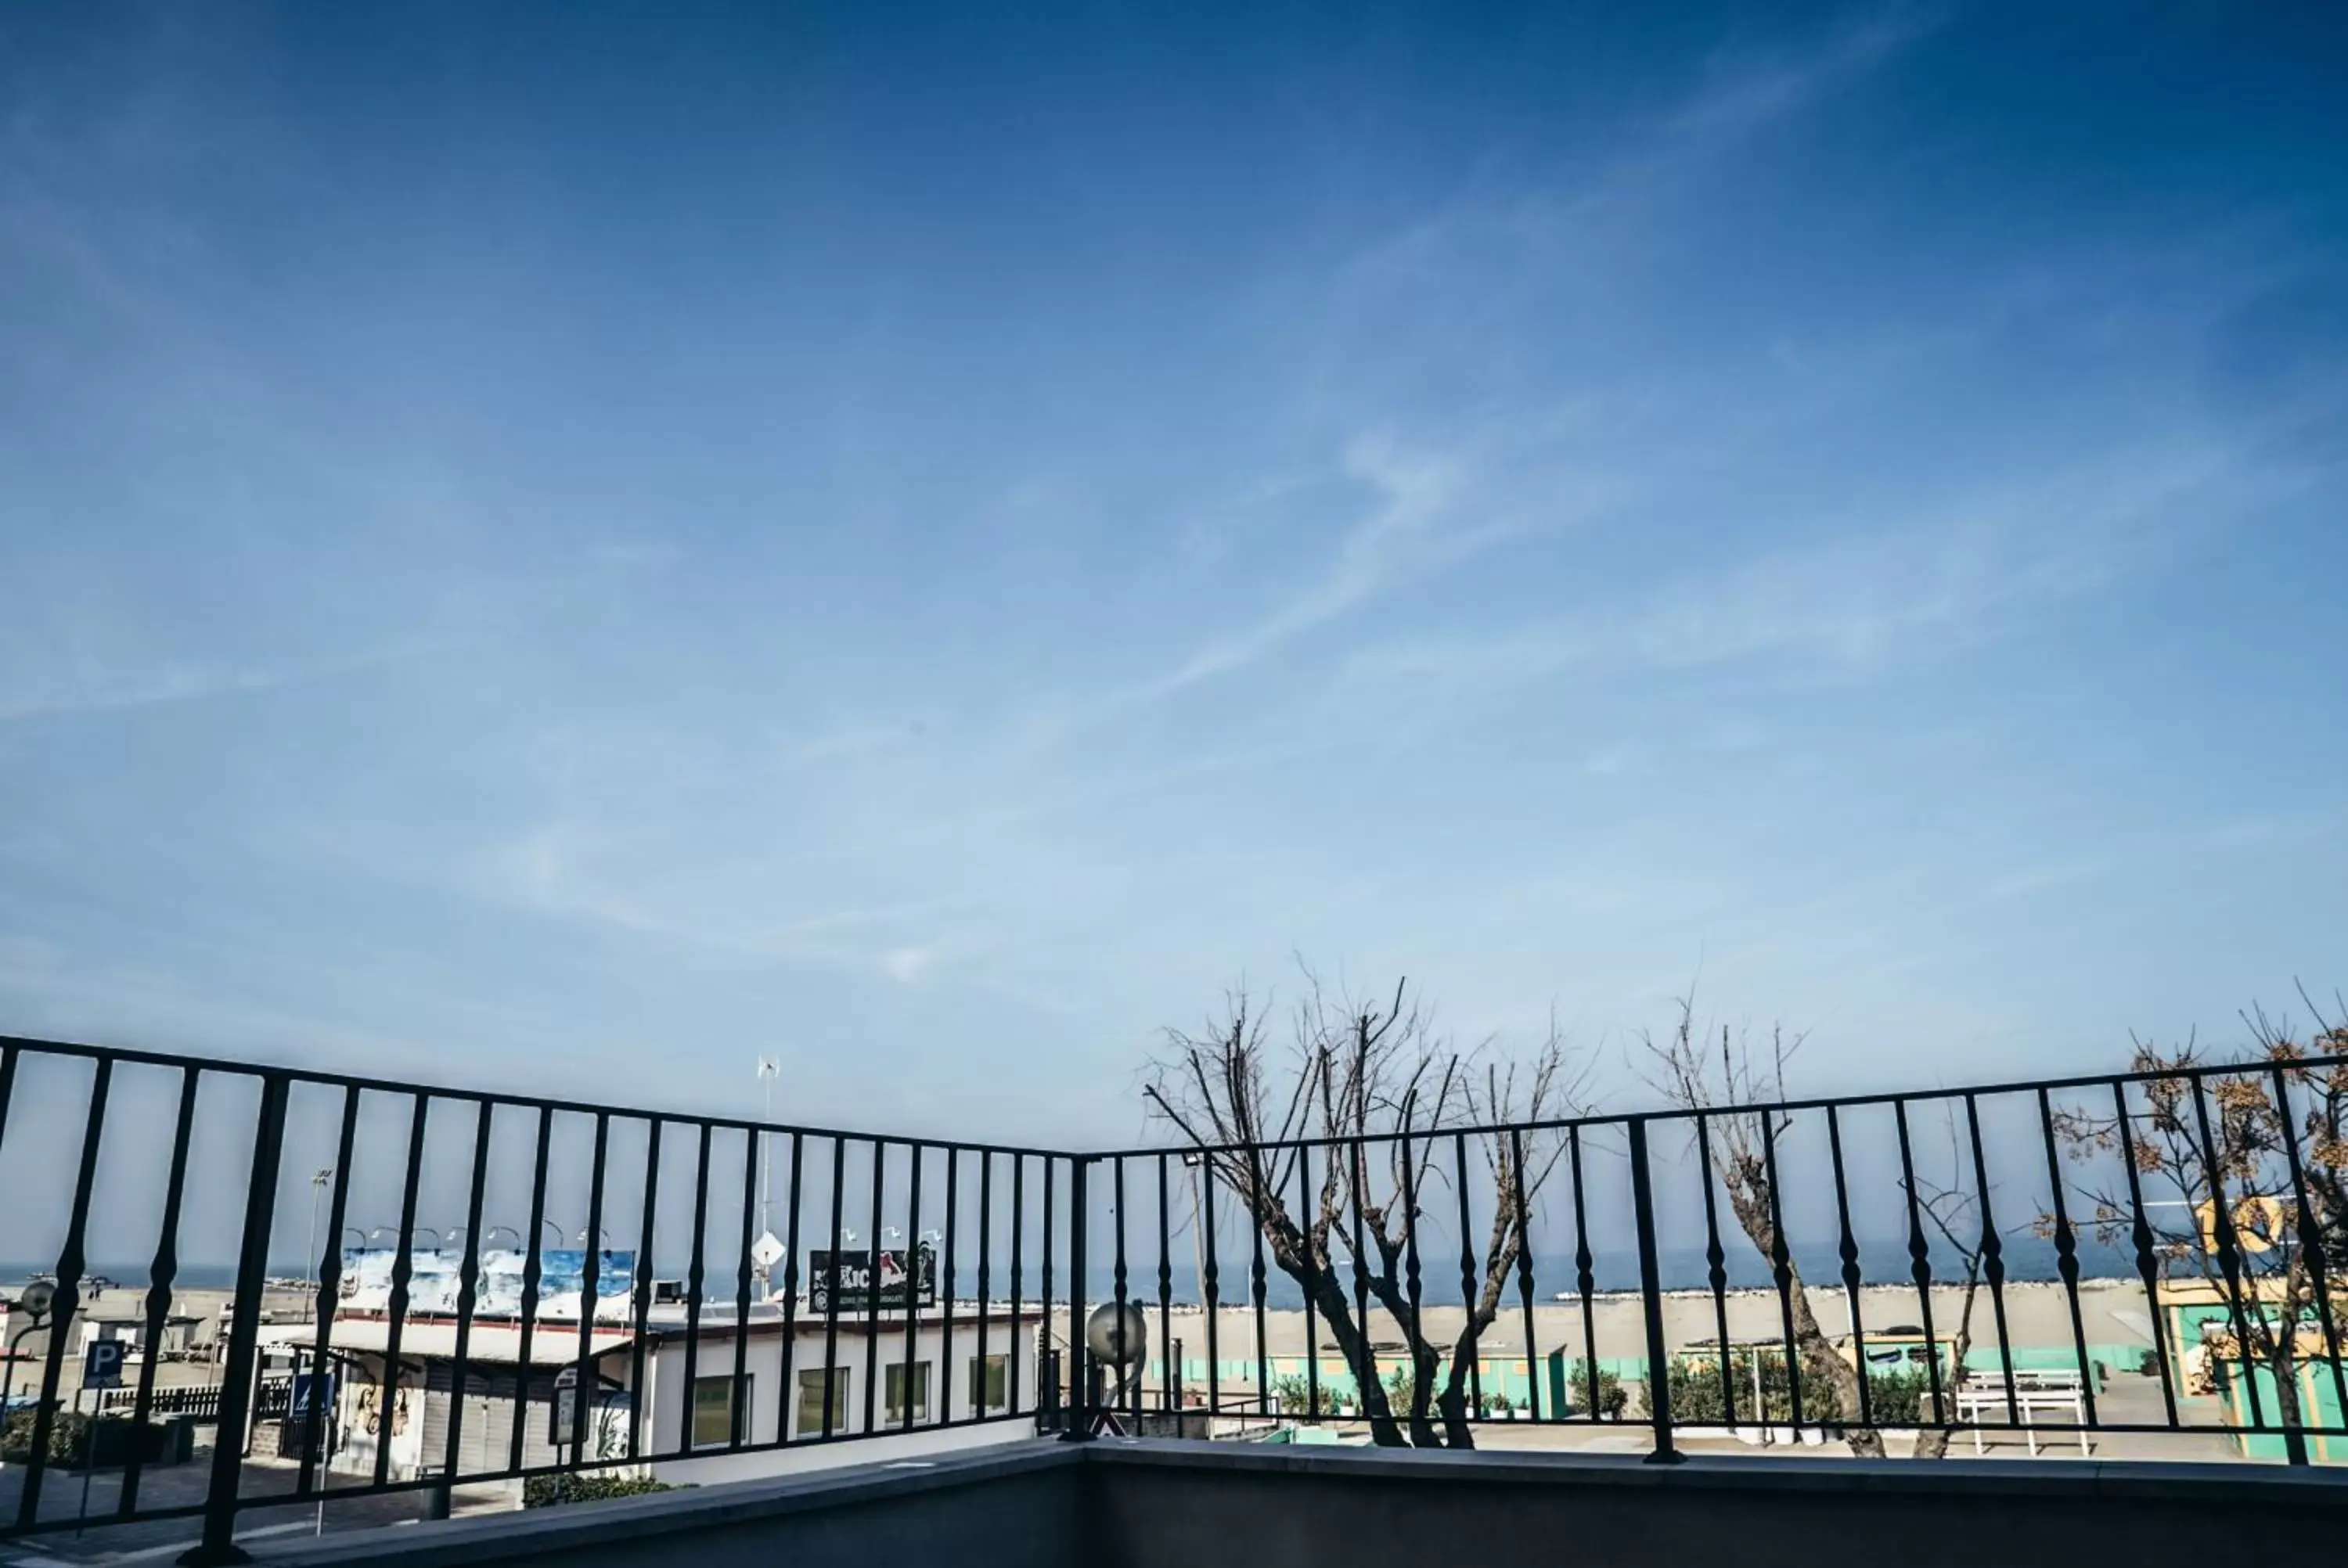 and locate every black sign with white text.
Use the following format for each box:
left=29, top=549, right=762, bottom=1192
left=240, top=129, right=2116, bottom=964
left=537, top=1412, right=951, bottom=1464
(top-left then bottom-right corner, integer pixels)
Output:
left=808, top=1244, right=936, bottom=1313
